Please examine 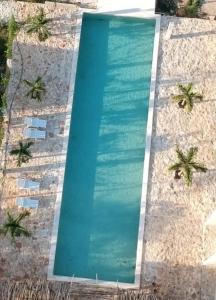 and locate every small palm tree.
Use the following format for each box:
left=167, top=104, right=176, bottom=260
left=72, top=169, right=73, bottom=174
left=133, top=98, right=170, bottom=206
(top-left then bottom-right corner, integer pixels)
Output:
left=0, top=210, right=30, bottom=240
left=10, top=141, right=34, bottom=167
left=172, top=83, right=203, bottom=112
left=168, top=146, right=207, bottom=186
left=23, top=76, right=46, bottom=102
left=26, top=8, right=51, bottom=42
